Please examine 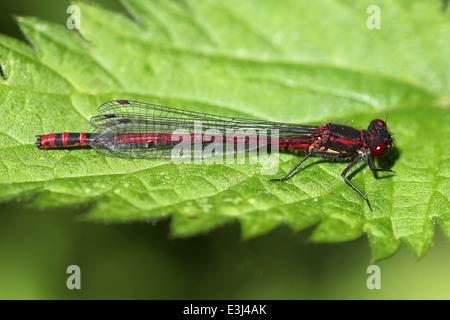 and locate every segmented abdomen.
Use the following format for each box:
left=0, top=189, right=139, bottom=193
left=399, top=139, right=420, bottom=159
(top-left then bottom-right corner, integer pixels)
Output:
left=36, top=133, right=92, bottom=149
